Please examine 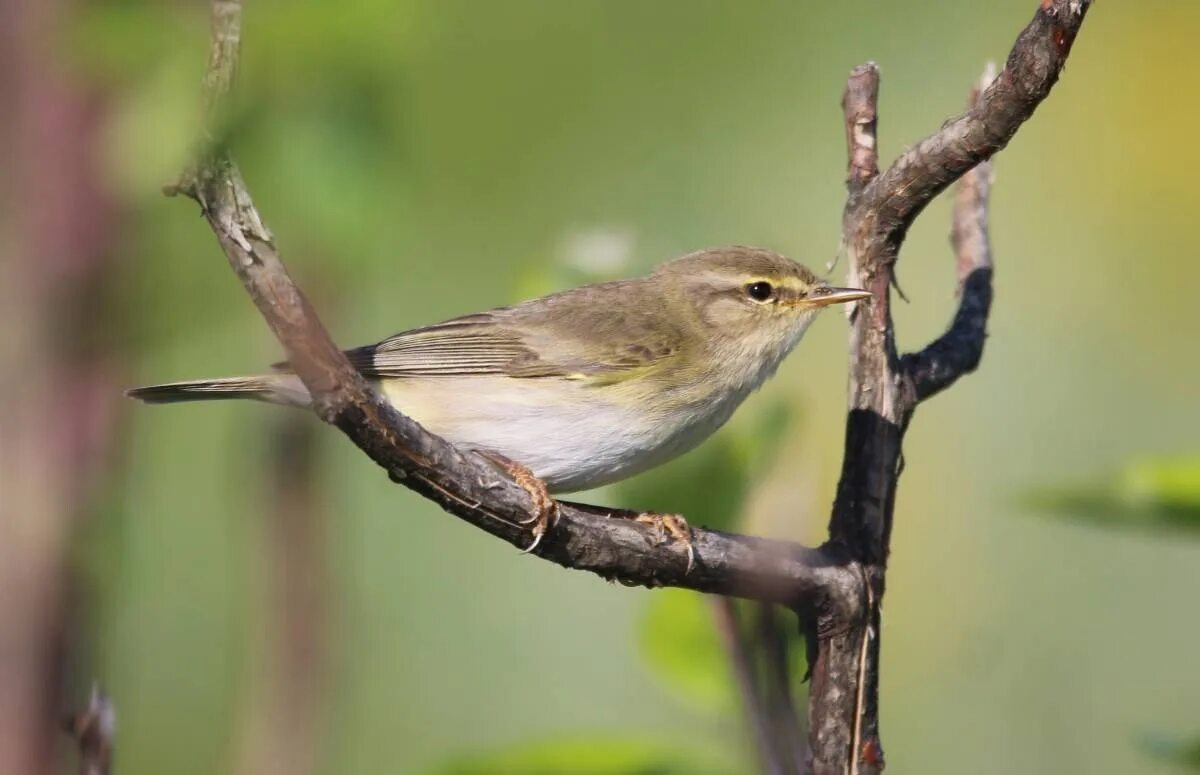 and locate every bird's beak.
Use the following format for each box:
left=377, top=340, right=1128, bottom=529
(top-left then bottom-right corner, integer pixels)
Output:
left=802, top=286, right=873, bottom=308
